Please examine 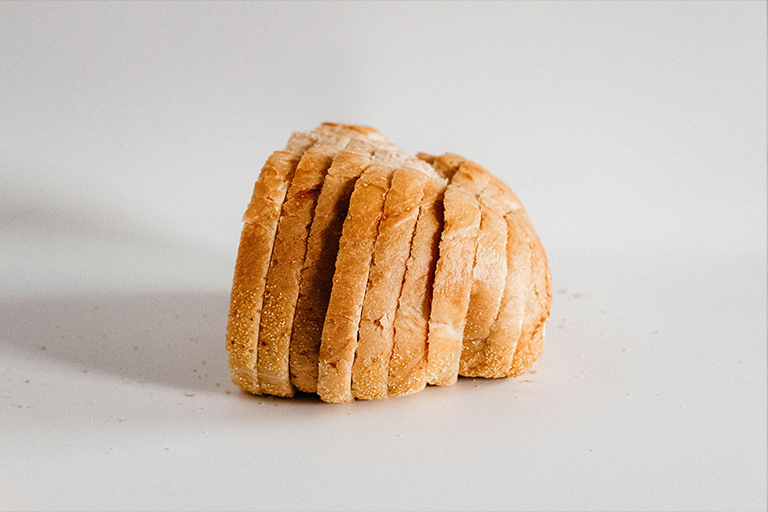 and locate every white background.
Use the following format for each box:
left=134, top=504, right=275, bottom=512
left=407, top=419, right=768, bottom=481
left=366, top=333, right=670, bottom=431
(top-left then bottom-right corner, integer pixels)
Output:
left=1, top=2, right=766, bottom=511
